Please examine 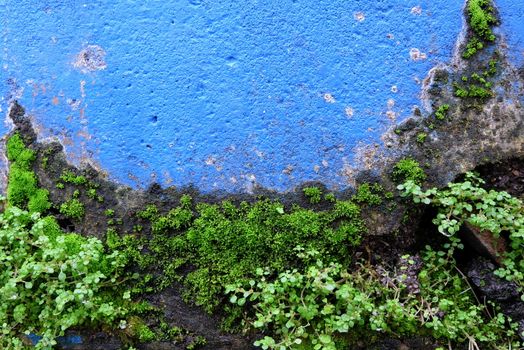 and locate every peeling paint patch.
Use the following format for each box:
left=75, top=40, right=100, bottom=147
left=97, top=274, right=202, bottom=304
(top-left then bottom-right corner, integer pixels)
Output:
left=73, top=45, right=107, bottom=73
